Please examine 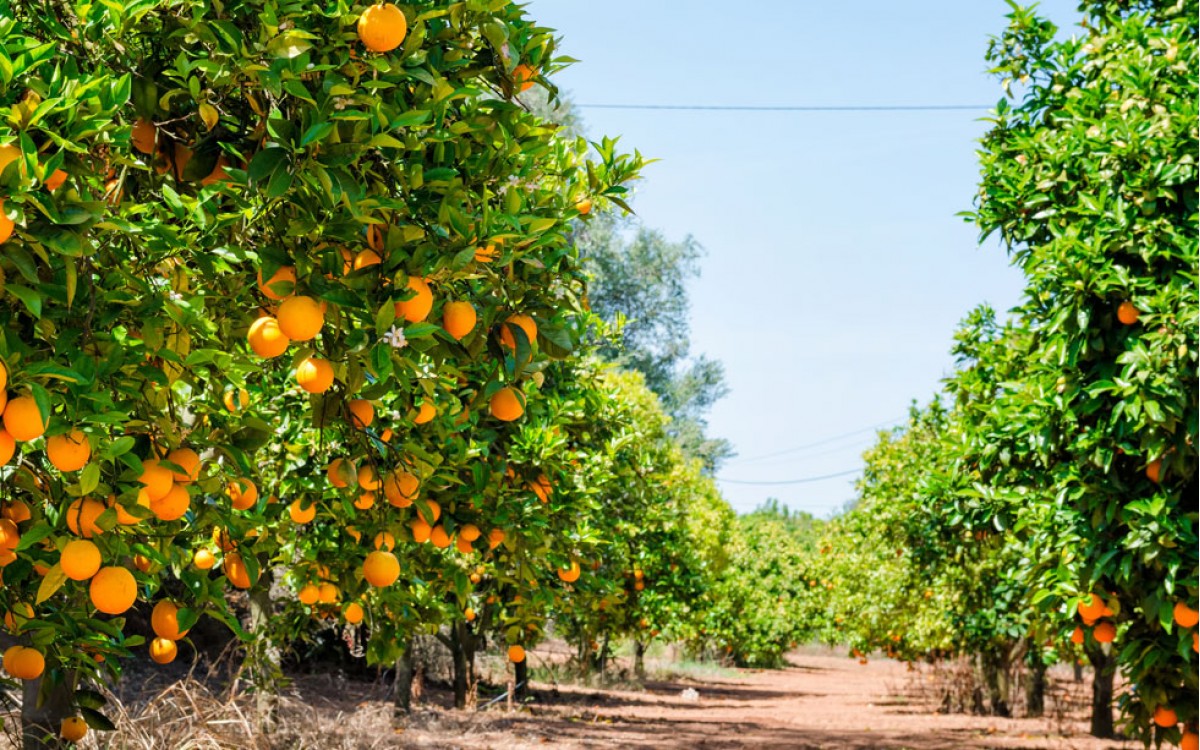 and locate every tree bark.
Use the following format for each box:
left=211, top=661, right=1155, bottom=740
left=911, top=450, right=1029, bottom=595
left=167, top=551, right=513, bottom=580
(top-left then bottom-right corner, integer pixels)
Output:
left=514, top=658, right=528, bottom=701
left=978, top=648, right=1012, bottom=717
left=22, top=669, right=77, bottom=750
left=634, top=640, right=647, bottom=682
left=247, top=579, right=279, bottom=734
left=1086, top=645, right=1115, bottom=738
left=393, top=637, right=414, bottom=720
left=1024, top=652, right=1047, bottom=717
left=448, top=624, right=468, bottom=710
